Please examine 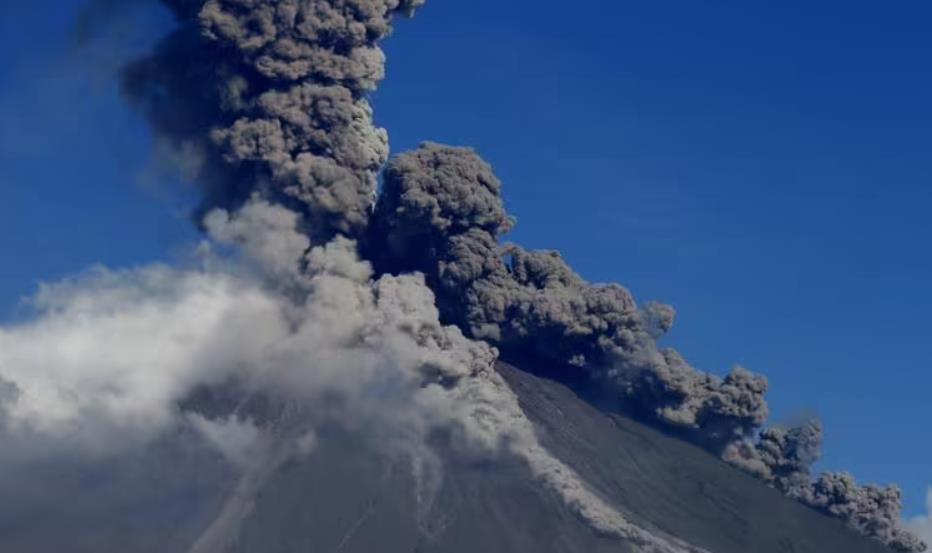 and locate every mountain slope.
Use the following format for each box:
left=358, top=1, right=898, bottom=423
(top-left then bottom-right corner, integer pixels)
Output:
left=497, top=360, right=893, bottom=553
left=0, top=361, right=897, bottom=553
